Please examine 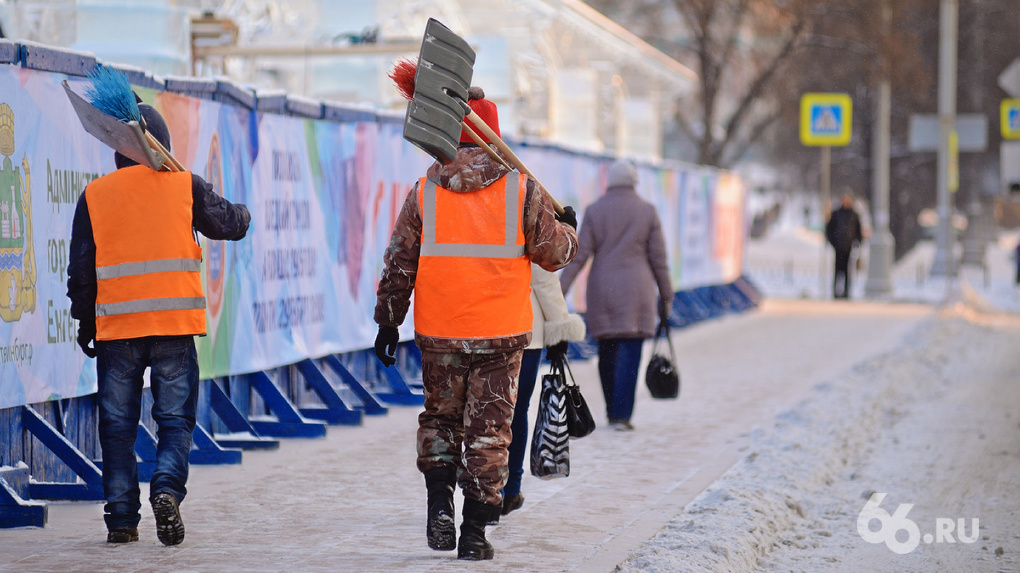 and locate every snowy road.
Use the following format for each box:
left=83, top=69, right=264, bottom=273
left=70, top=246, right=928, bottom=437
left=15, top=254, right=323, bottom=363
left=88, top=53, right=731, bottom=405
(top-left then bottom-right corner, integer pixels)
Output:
left=0, top=299, right=932, bottom=572
left=757, top=308, right=1020, bottom=573
left=616, top=304, right=1020, bottom=573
